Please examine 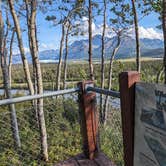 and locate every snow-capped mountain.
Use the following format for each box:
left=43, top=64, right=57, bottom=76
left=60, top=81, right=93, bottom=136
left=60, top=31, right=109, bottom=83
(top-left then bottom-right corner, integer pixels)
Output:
left=12, top=34, right=164, bottom=64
